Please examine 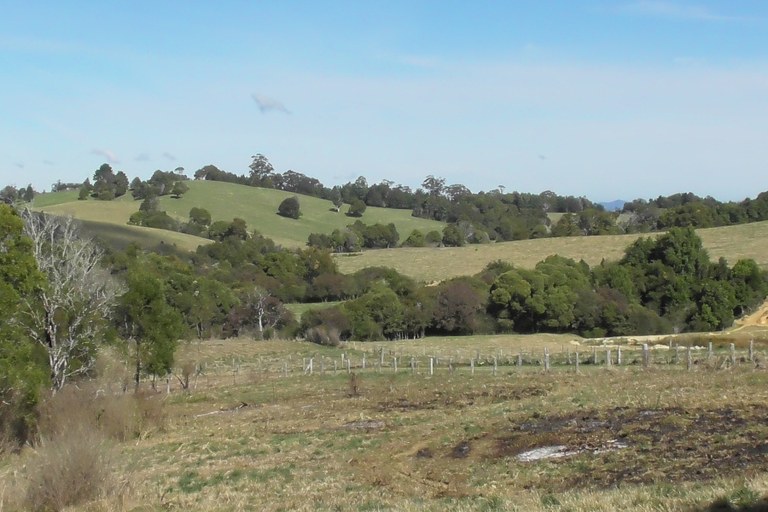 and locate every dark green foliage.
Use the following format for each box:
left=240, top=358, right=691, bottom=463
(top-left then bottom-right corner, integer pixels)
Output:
left=402, top=229, right=425, bottom=247
left=90, top=164, right=129, bottom=200
left=278, top=196, right=302, bottom=219
left=171, top=181, right=189, bottom=198
left=487, top=229, right=767, bottom=336
left=189, top=207, right=212, bottom=227
left=442, top=224, right=465, bottom=247
left=347, top=199, right=367, bottom=217
left=346, top=221, right=399, bottom=249
left=0, top=205, right=47, bottom=448
left=117, top=262, right=185, bottom=386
